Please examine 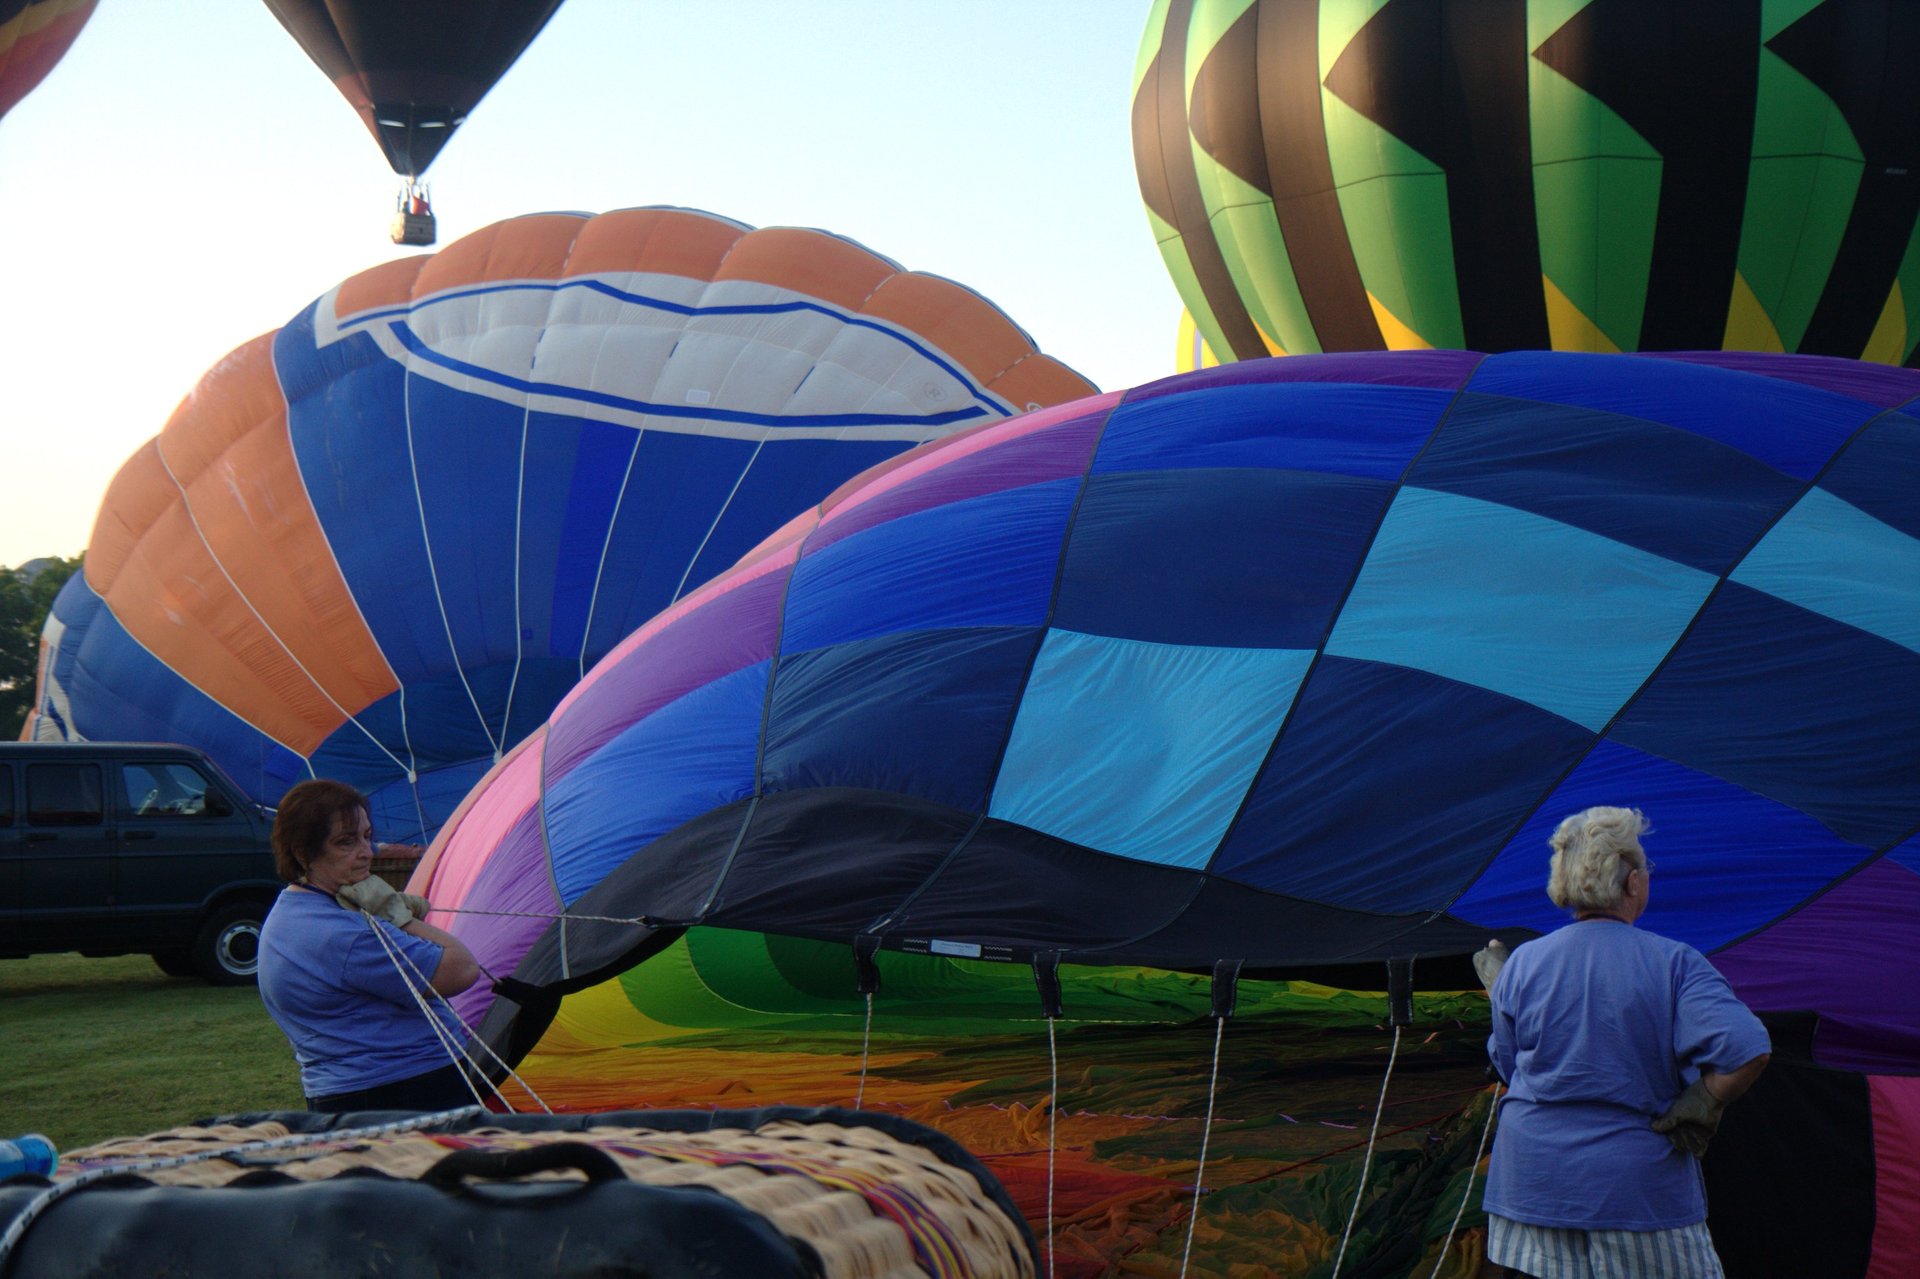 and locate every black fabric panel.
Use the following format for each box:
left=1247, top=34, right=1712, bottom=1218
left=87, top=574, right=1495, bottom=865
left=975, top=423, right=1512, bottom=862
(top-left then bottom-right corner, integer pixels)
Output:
left=1092, top=875, right=1496, bottom=970
left=1323, top=0, right=1547, bottom=351
left=262, top=0, right=564, bottom=174
left=1535, top=0, right=1763, bottom=350
left=880, top=815, right=1493, bottom=970
left=1703, top=1049, right=1876, bottom=1278
left=1256, top=0, right=1385, bottom=351
left=1771, top=0, right=1920, bottom=358
left=1148, top=0, right=1270, bottom=360
left=1187, top=5, right=1268, bottom=195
